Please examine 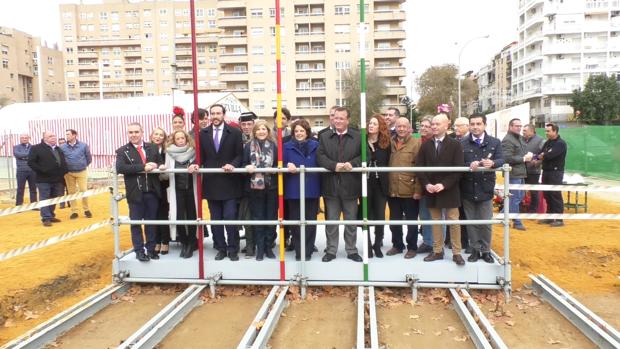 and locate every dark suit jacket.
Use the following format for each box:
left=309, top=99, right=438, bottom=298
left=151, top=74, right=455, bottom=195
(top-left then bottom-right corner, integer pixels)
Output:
left=115, top=142, right=162, bottom=204
left=316, top=127, right=362, bottom=199
left=28, top=143, right=68, bottom=183
left=416, top=136, right=464, bottom=208
left=198, top=122, right=243, bottom=200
